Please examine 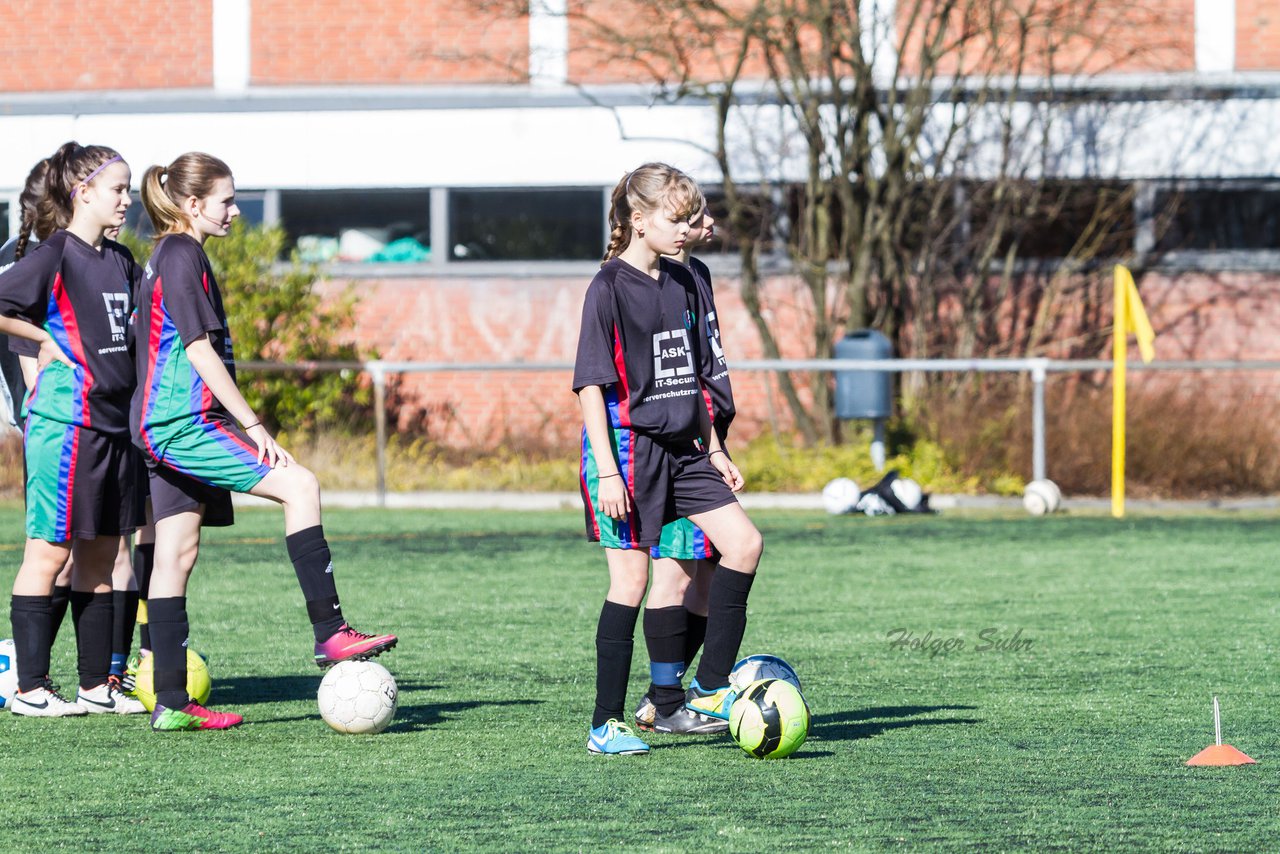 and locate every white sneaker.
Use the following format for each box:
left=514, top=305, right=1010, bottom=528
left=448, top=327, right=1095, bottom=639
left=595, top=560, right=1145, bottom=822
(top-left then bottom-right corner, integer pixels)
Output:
left=76, top=681, right=147, bottom=715
left=11, top=679, right=88, bottom=717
